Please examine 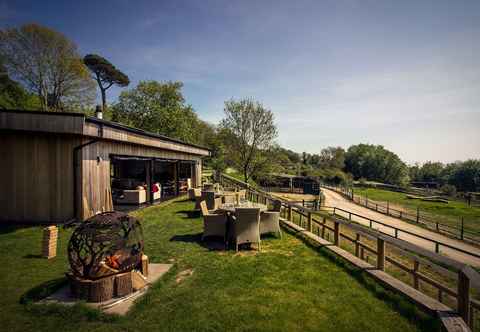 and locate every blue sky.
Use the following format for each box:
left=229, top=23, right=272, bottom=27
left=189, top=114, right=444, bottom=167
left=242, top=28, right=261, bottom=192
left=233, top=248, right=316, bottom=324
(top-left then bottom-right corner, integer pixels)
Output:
left=1, top=0, right=479, bottom=164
